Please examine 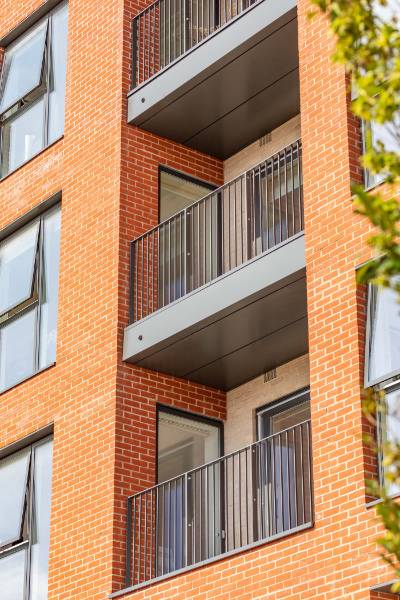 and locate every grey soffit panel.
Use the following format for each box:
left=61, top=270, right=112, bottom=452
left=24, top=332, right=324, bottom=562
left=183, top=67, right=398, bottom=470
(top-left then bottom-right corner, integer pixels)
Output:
left=137, top=279, right=308, bottom=390
left=127, top=0, right=299, bottom=159
left=123, top=234, right=307, bottom=391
